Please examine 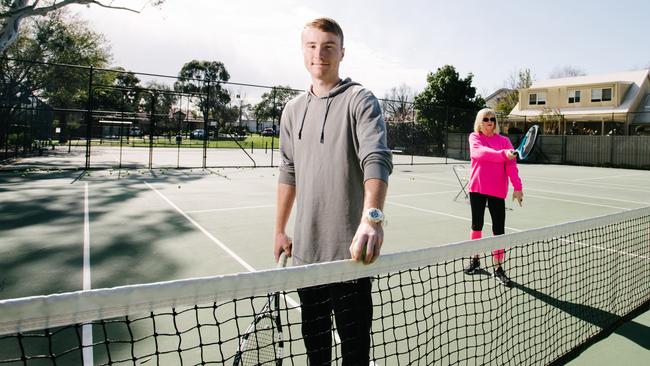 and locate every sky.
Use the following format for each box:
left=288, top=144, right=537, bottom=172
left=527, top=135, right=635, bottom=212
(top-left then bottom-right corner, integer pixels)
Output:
left=66, top=0, right=650, bottom=100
